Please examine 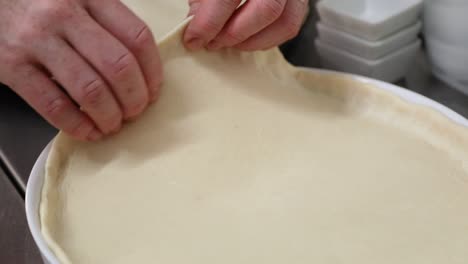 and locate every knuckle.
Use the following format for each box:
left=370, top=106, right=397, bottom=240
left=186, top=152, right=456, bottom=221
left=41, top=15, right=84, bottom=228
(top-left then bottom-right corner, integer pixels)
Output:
left=258, top=0, right=285, bottom=22
left=37, top=0, right=75, bottom=22
left=43, top=96, right=71, bottom=118
left=2, top=63, right=30, bottom=89
left=13, top=26, right=46, bottom=48
left=131, top=25, right=155, bottom=53
left=80, top=79, right=107, bottom=106
left=0, top=48, right=27, bottom=71
left=108, top=52, right=136, bottom=79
